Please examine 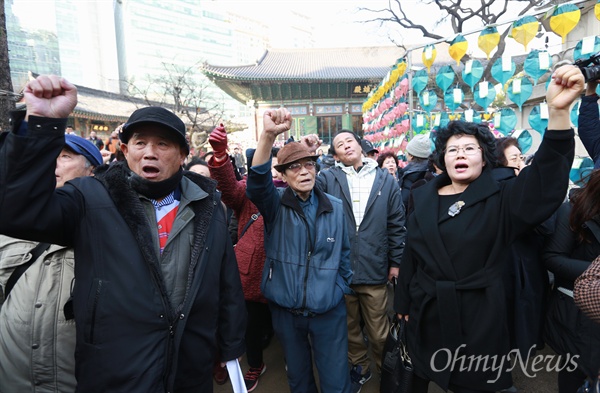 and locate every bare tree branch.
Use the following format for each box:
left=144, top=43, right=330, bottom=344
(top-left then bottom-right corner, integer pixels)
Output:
left=124, top=61, right=227, bottom=151
left=360, top=0, right=549, bottom=42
